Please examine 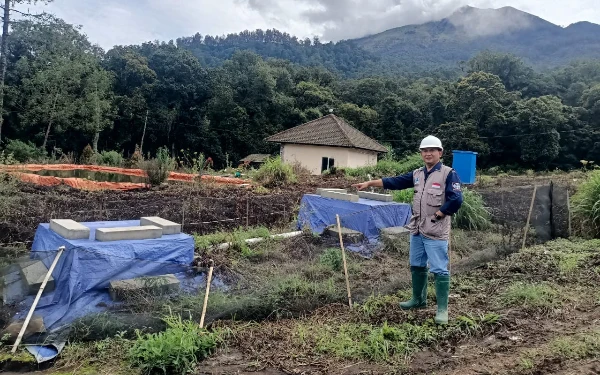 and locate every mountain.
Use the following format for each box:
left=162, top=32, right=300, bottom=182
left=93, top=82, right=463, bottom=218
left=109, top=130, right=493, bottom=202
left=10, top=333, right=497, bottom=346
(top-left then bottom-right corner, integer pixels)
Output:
left=177, top=6, right=600, bottom=76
